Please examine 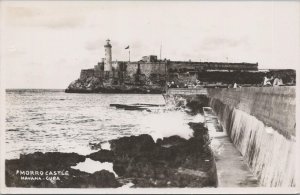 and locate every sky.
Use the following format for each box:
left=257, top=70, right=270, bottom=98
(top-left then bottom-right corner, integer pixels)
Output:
left=1, top=1, right=300, bottom=89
